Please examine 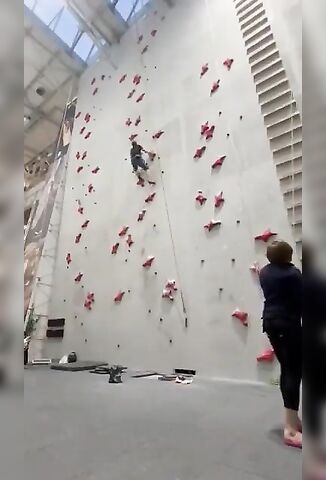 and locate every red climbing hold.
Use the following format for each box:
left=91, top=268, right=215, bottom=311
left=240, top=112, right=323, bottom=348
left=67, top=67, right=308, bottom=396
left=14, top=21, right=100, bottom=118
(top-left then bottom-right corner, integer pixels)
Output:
left=214, top=192, right=224, bottom=208
left=136, top=93, right=145, bottom=103
left=84, top=300, right=92, bottom=311
left=142, top=256, right=155, bottom=268
left=232, top=309, right=248, bottom=326
left=196, top=191, right=207, bottom=206
left=87, top=292, right=95, bottom=303
left=193, top=146, right=206, bottom=160
left=204, top=220, right=221, bottom=232
left=88, top=184, right=94, bottom=193
left=111, top=242, right=120, bottom=255
left=127, top=89, right=136, bottom=99
left=145, top=192, right=156, bottom=203
left=76, top=151, right=81, bottom=160
left=135, top=115, right=141, bottom=126
left=80, top=127, right=86, bottom=135
left=66, top=253, right=72, bottom=265
left=211, top=156, right=226, bottom=169
left=129, top=134, right=138, bottom=142
left=223, top=58, right=234, bottom=71
left=92, top=88, right=98, bottom=96
left=162, top=288, right=174, bottom=301
left=75, top=233, right=82, bottom=244
left=114, top=291, right=125, bottom=303
left=250, top=262, right=260, bottom=274
left=75, top=111, right=81, bottom=119
left=210, top=80, right=220, bottom=95
left=81, top=220, right=90, bottom=229
left=254, top=229, right=277, bottom=243
left=119, top=226, right=129, bottom=237
left=133, top=74, right=141, bottom=85
left=84, top=113, right=91, bottom=123
left=138, top=209, right=147, bottom=222
left=82, top=151, right=87, bottom=160
left=126, top=117, right=132, bottom=126
left=75, top=272, right=83, bottom=283
left=151, top=29, right=158, bottom=37
left=78, top=206, right=84, bottom=215
left=77, top=166, right=84, bottom=173
left=205, top=125, right=215, bottom=141
left=126, top=234, right=134, bottom=248
left=137, top=35, right=143, bottom=44
left=137, top=177, right=145, bottom=188
left=200, top=63, right=209, bottom=78
left=201, top=121, right=209, bottom=136
left=92, top=167, right=100, bottom=174
left=119, top=74, right=127, bottom=83
left=85, top=132, right=92, bottom=139
left=141, top=45, right=149, bottom=55
left=148, top=152, right=156, bottom=161
left=257, top=348, right=275, bottom=363
left=166, top=280, right=178, bottom=292
left=91, top=77, right=96, bottom=85
left=152, top=130, right=164, bottom=140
